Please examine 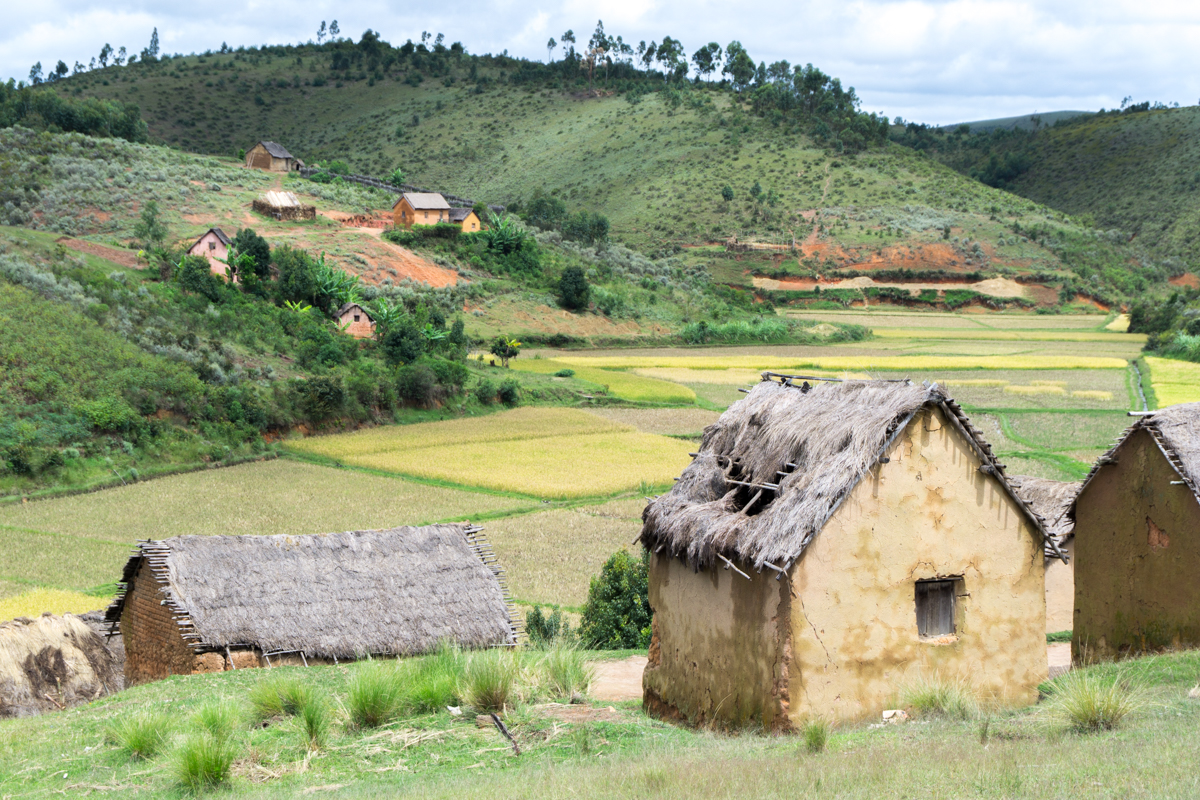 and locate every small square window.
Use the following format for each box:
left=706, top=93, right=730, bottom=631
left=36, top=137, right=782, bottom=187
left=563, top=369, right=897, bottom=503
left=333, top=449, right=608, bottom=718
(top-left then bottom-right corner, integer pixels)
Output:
left=208, top=241, right=216, bottom=250
left=915, top=579, right=957, bottom=637
left=353, top=314, right=360, bottom=322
